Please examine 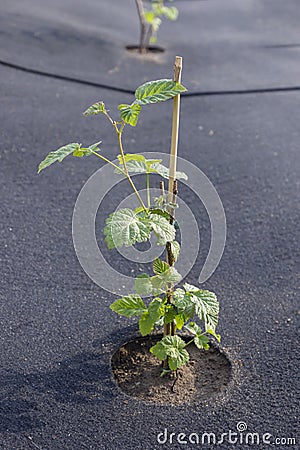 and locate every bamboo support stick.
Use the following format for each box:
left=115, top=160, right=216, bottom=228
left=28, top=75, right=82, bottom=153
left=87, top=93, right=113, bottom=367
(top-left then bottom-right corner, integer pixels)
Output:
left=163, top=57, right=183, bottom=348
left=168, top=56, right=182, bottom=209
